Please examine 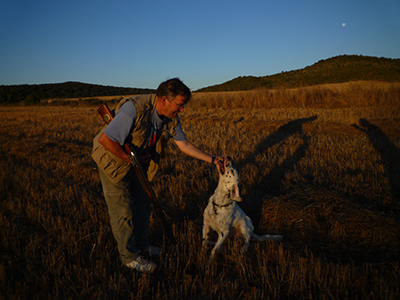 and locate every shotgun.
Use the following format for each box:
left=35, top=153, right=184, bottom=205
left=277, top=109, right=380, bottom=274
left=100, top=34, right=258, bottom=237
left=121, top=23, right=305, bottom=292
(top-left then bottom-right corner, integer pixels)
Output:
left=97, top=103, right=177, bottom=245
